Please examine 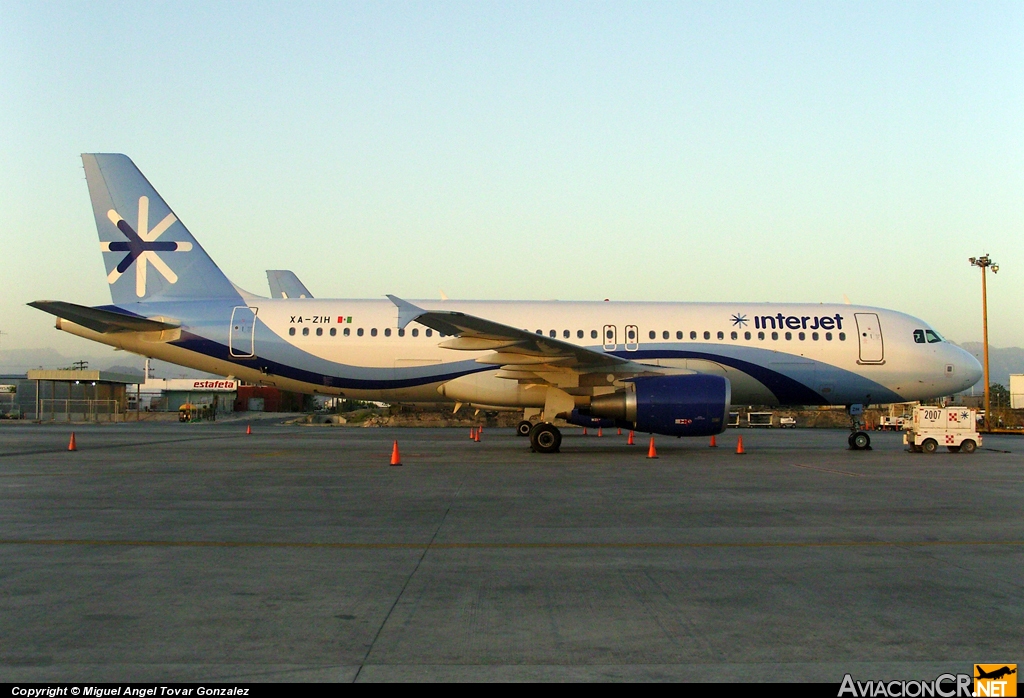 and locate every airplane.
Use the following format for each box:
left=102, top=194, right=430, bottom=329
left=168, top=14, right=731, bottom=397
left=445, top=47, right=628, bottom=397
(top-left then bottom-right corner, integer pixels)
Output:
left=29, top=154, right=983, bottom=453
left=975, top=666, right=1017, bottom=681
